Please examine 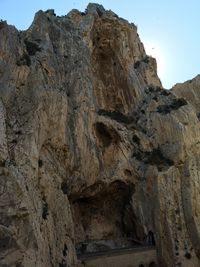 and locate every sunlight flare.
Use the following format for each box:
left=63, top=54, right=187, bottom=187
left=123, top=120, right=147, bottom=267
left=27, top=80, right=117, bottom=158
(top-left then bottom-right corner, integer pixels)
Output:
left=144, top=41, right=167, bottom=81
